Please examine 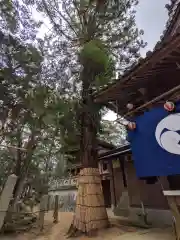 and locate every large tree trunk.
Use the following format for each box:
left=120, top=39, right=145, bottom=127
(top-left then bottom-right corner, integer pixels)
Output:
left=68, top=67, right=109, bottom=236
